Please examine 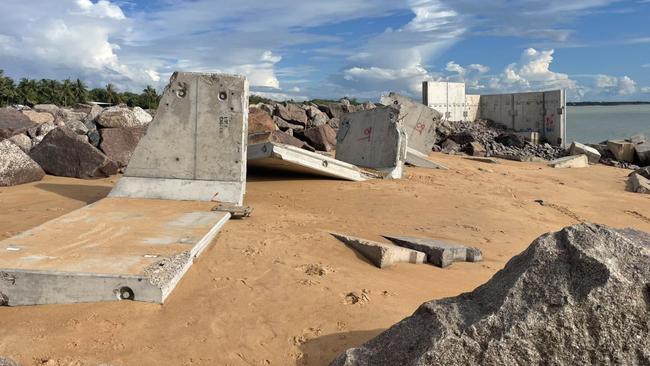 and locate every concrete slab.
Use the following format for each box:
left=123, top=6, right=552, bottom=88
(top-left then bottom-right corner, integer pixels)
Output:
left=607, top=140, right=635, bottom=163
left=331, top=233, right=426, bottom=268
left=335, top=107, right=407, bottom=179
left=405, top=148, right=448, bottom=170
left=570, top=142, right=601, bottom=164
left=248, top=142, right=377, bottom=181
left=548, top=155, right=589, bottom=168
left=634, top=142, right=650, bottom=166
left=380, top=93, right=440, bottom=155
left=0, top=198, right=230, bottom=306
left=110, top=72, right=248, bottom=205
left=383, top=235, right=483, bottom=268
